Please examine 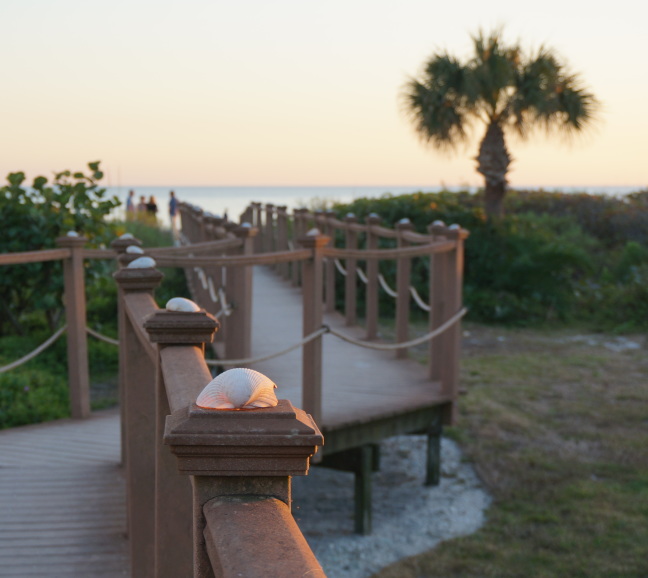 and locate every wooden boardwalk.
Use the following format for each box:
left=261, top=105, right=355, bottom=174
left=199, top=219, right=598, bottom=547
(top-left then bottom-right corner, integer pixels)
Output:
left=0, top=409, right=128, bottom=577
left=0, top=266, right=446, bottom=574
left=249, top=266, right=447, bottom=433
